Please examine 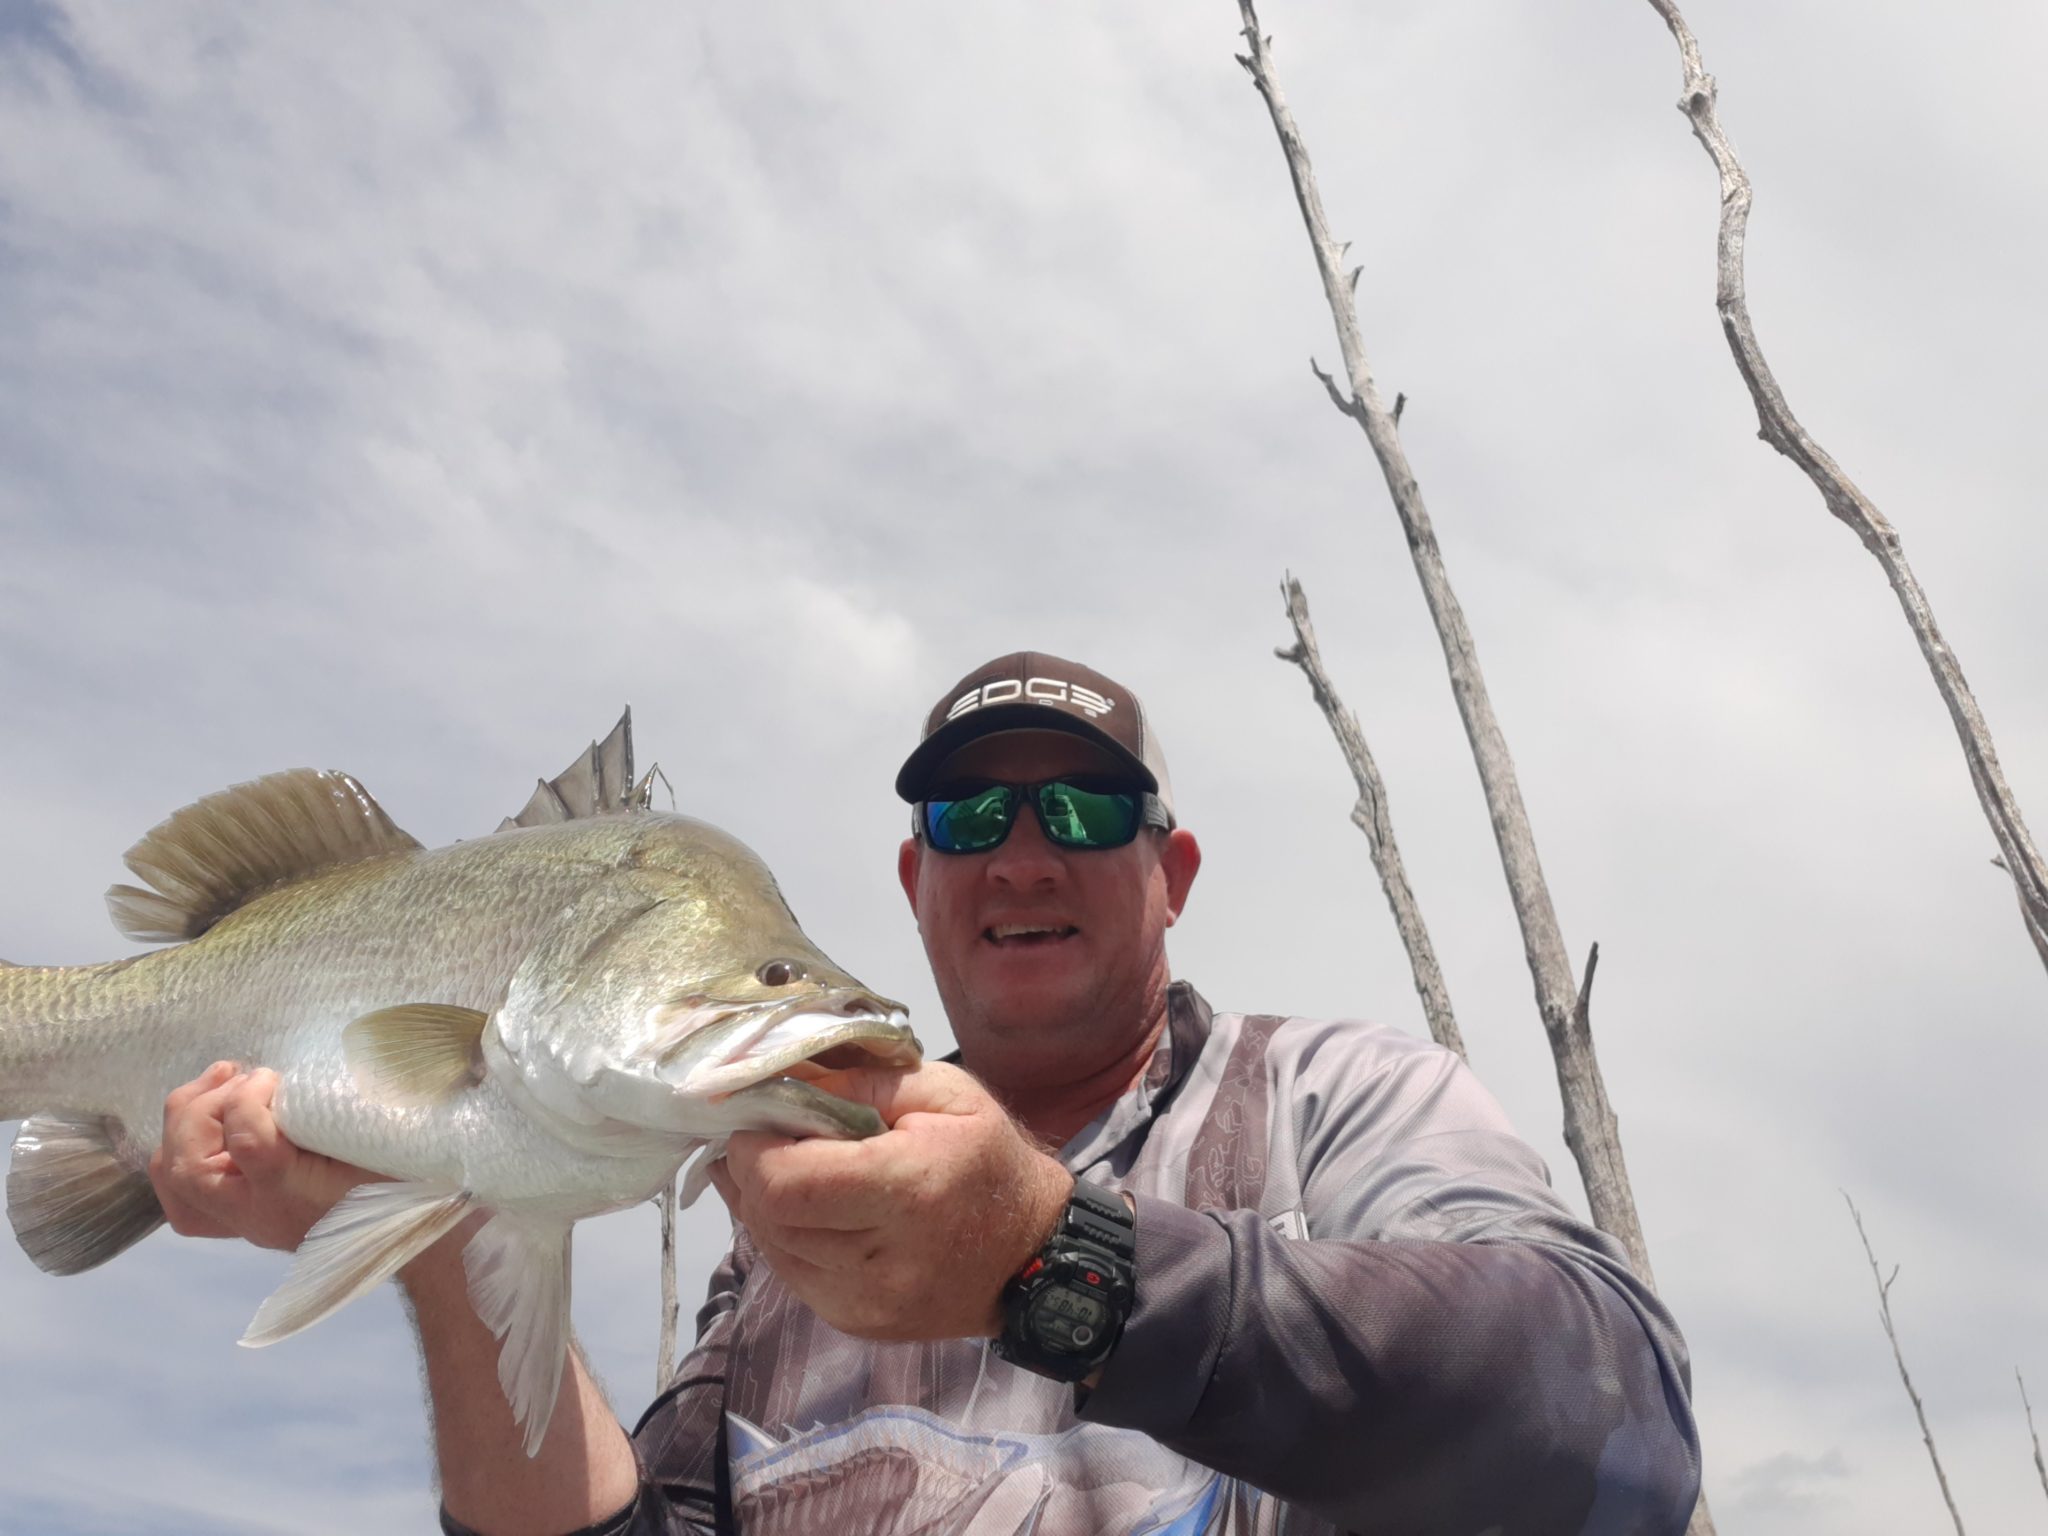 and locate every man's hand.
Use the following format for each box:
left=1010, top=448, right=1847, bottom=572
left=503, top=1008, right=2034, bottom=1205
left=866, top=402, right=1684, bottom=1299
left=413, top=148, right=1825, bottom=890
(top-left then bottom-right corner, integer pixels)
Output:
left=148, top=1061, right=373, bottom=1252
left=708, top=1061, right=1073, bottom=1342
